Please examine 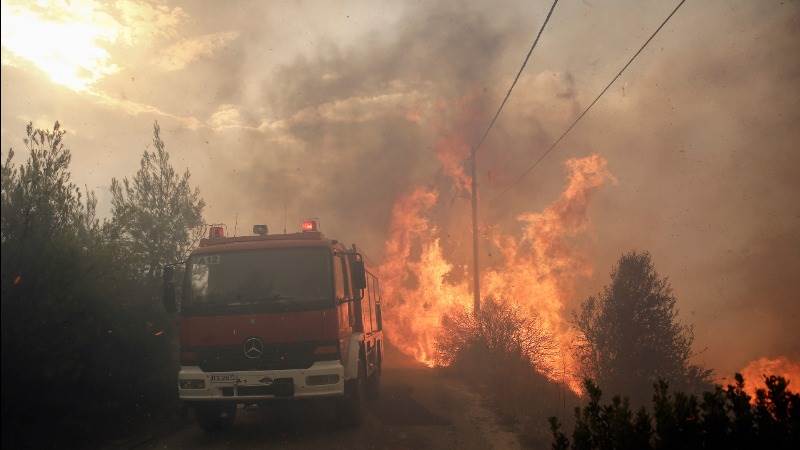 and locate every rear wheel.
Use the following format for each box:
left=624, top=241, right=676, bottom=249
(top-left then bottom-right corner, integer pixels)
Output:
left=195, top=403, right=236, bottom=432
